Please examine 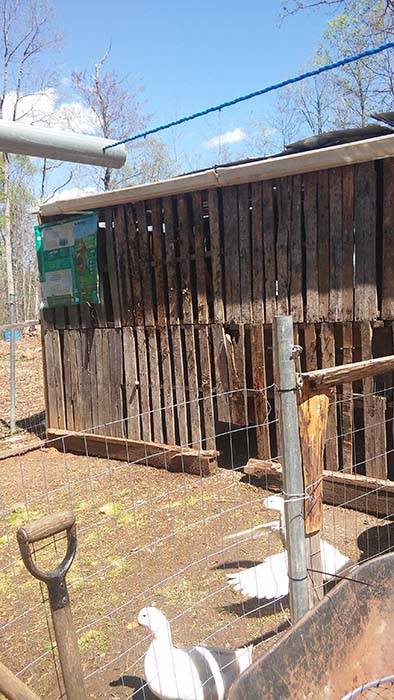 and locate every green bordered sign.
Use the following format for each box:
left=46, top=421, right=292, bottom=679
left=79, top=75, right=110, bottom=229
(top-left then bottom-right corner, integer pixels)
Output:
left=35, top=212, right=100, bottom=308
